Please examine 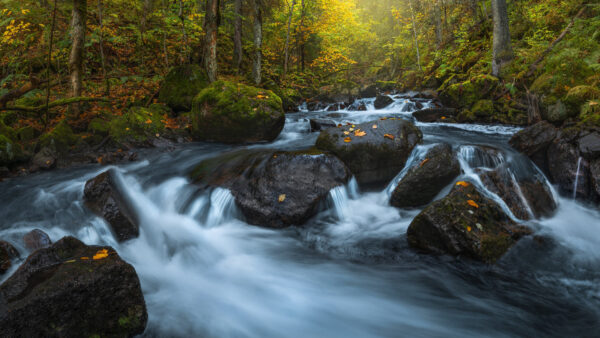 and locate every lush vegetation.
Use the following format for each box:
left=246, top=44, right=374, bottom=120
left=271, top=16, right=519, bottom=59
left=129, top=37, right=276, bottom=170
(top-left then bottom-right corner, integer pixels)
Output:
left=0, top=0, right=598, bottom=170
